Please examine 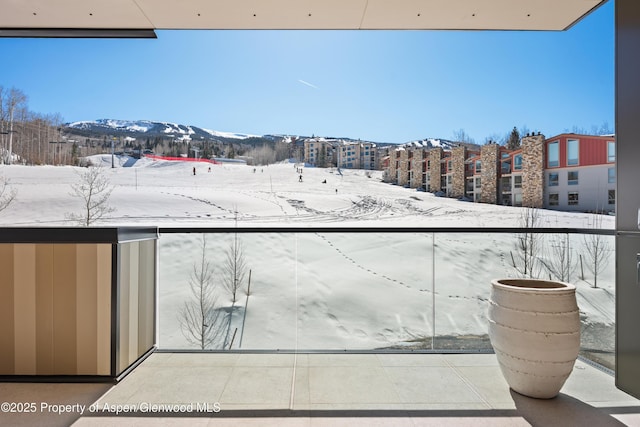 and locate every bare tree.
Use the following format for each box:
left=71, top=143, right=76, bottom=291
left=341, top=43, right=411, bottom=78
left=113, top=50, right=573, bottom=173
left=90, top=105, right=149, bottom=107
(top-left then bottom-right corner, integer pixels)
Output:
left=222, top=214, right=248, bottom=303
left=583, top=213, right=612, bottom=288
left=67, top=166, right=115, bottom=226
left=179, top=235, right=226, bottom=349
left=3, top=87, right=27, bottom=165
left=541, top=234, right=577, bottom=282
left=511, top=207, right=543, bottom=278
left=452, top=128, right=475, bottom=145
left=0, top=176, right=16, bottom=213
left=220, top=211, right=252, bottom=349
